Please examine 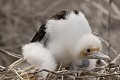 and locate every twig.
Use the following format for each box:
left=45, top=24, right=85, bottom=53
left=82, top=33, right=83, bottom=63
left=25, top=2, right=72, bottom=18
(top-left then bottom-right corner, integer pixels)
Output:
left=40, top=69, right=67, bottom=76
left=38, top=68, right=120, bottom=79
left=53, top=62, right=63, bottom=80
left=39, top=69, right=75, bottom=80
left=0, top=65, right=5, bottom=69
left=98, top=73, right=120, bottom=77
left=104, top=0, right=120, bottom=17
left=107, top=0, right=113, bottom=56
left=0, top=58, right=25, bottom=79
left=61, top=75, right=63, bottom=80
left=112, top=53, right=120, bottom=63
left=18, top=65, right=34, bottom=74
left=0, top=68, right=9, bottom=80
left=0, top=48, right=22, bottom=58
left=95, top=34, right=118, bottom=56
left=13, top=69, right=24, bottom=80
left=91, top=1, right=120, bottom=20
left=57, top=62, right=64, bottom=71
left=9, top=58, right=25, bottom=69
